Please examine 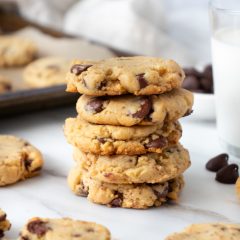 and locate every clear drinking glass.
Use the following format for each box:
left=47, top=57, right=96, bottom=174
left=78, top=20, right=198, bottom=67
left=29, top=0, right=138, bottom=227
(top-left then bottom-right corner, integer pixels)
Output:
left=210, top=0, right=240, bottom=157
